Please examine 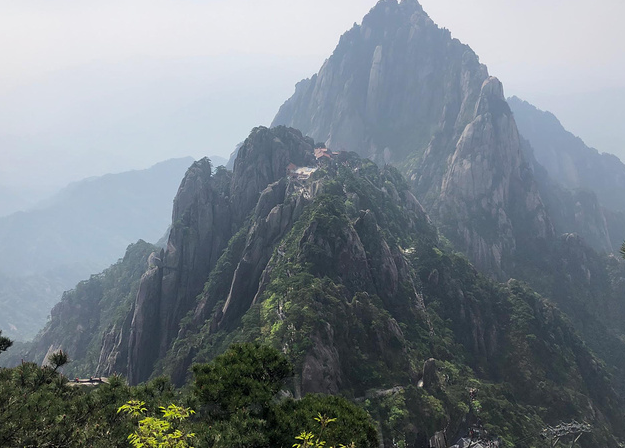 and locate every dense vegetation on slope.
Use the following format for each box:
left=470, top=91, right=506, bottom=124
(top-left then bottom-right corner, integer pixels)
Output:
left=0, top=343, right=376, bottom=448
left=3, top=240, right=159, bottom=375
left=157, top=139, right=622, bottom=446
left=274, top=0, right=558, bottom=282
left=272, top=0, right=625, bottom=360
left=10, top=125, right=625, bottom=446
left=1, top=2, right=624, bottom=447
